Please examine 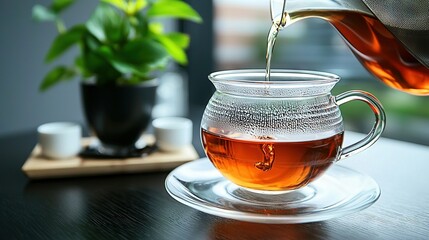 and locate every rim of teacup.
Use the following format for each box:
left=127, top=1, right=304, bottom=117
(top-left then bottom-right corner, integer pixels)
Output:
left=209, top=69, right=340, bottom=85
left=152, top=117, right=192, bottom=130
left=208, top=69, right=340, bottom=97
left=37, top=122, right=81, bottom=135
